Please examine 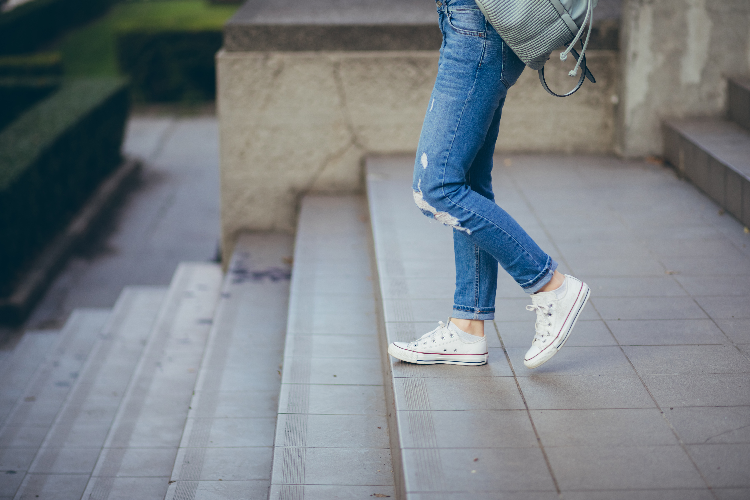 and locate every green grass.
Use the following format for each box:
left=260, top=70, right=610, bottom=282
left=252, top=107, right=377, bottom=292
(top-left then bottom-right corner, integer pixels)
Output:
left=58, top=1, right=238, bottom=77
